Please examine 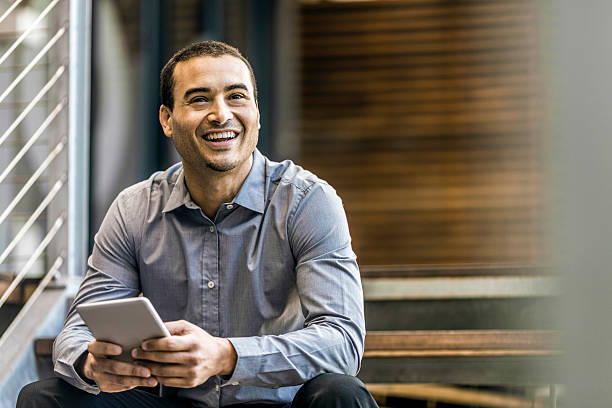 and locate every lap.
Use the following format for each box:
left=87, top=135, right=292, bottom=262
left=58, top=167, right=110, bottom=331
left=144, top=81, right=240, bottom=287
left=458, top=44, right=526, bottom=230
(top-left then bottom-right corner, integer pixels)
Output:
left=18, top=374, right=376, bottom=408
left=291, top=373, right=378, bottom=408
left=17, top=377, right=186, bottom=408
